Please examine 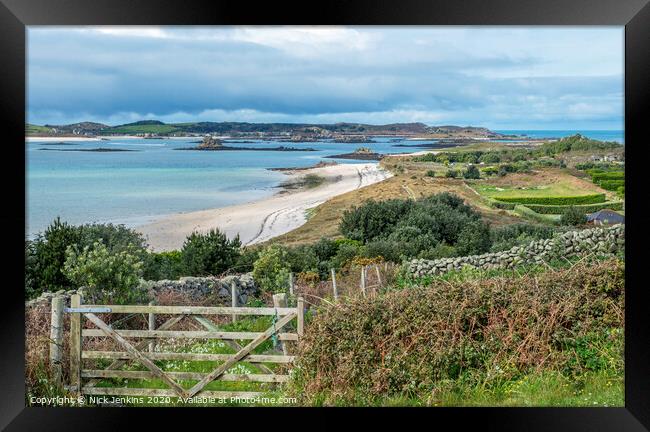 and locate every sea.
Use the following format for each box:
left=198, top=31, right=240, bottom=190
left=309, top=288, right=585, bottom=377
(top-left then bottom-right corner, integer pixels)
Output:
left=26, top=130, right=624, bottom=237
